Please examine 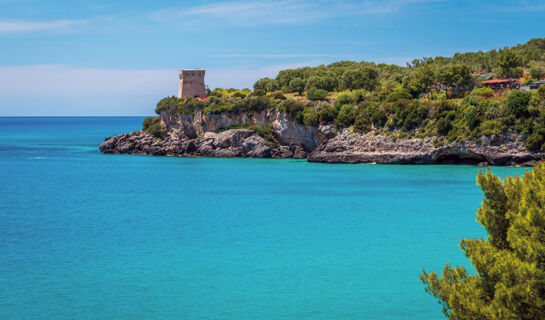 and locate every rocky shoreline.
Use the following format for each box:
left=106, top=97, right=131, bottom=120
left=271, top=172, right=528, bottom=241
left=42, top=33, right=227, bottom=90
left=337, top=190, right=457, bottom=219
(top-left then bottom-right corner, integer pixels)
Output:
left=100, top=109, right=544, bottom=166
